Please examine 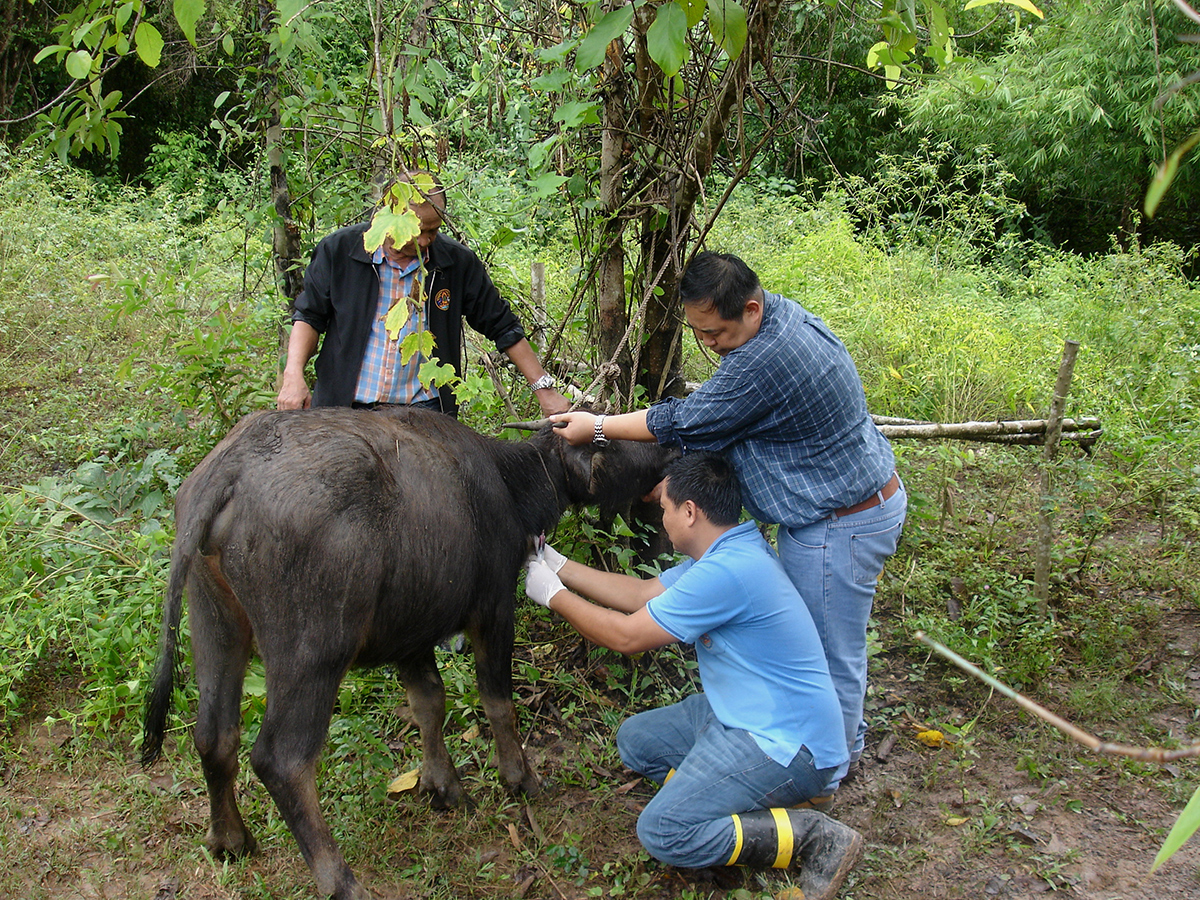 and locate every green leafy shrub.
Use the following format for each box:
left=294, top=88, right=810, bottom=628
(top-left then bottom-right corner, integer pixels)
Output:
left=0, top=455, right=178, bottom=730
